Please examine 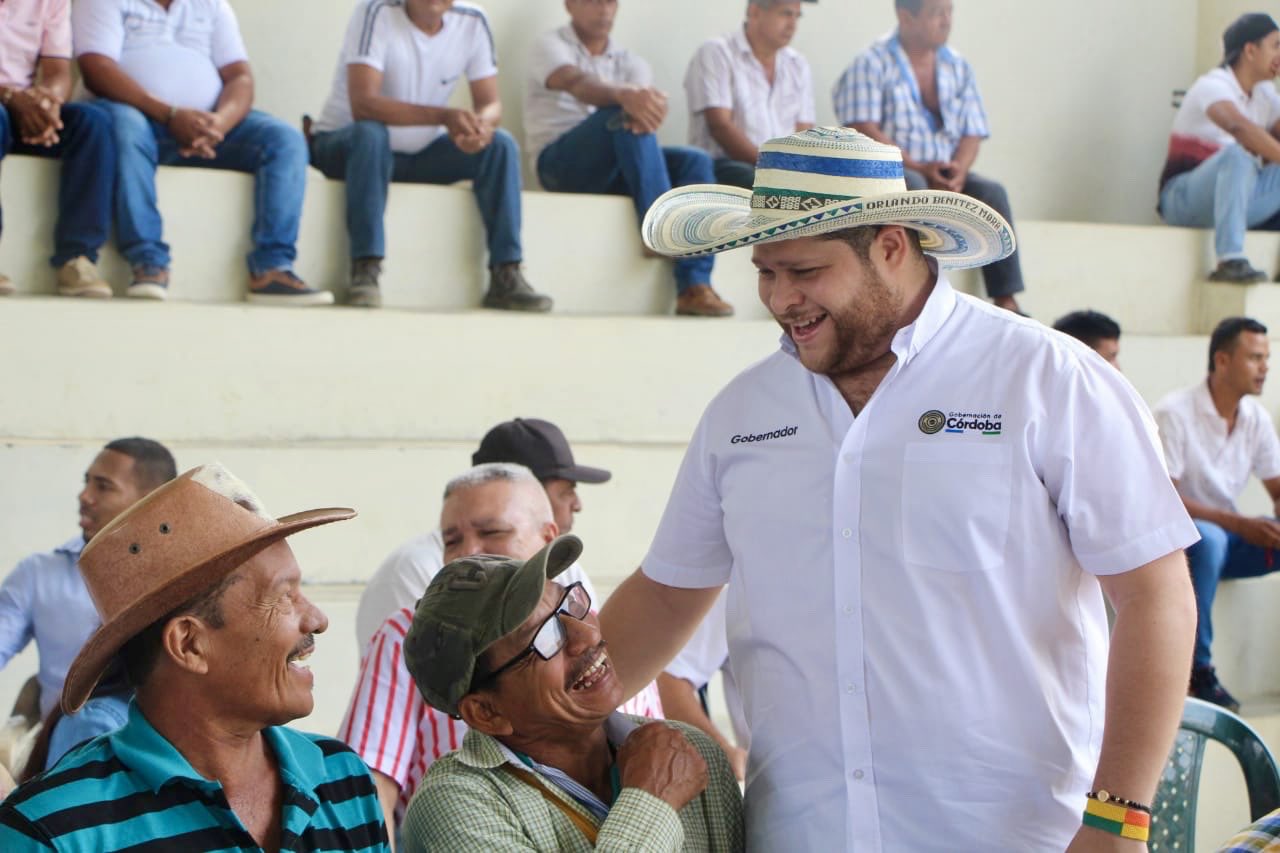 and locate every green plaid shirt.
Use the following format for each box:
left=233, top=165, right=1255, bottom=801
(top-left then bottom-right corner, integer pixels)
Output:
left=401, top=716, right=744, bottom=852
left=1218, top=808, right=1280, bottom=852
